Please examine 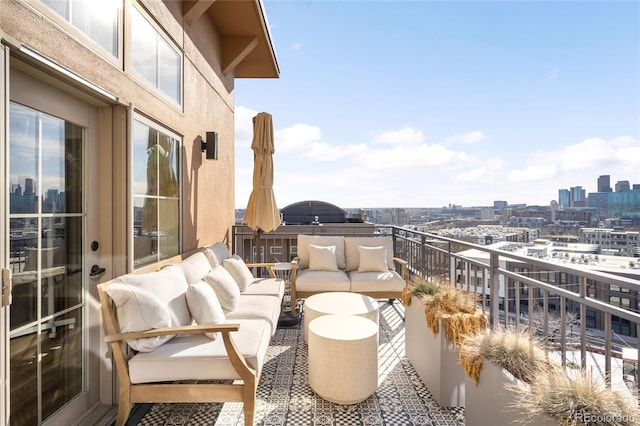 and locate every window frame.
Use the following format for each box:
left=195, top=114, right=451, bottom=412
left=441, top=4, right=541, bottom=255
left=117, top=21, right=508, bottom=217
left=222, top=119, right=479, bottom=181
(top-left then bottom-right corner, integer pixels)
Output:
left=129, top=112, right=182, bottom=270
left=126, top=2, right=183, bottom=109
left=30, top=0, right=122, bottom=67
